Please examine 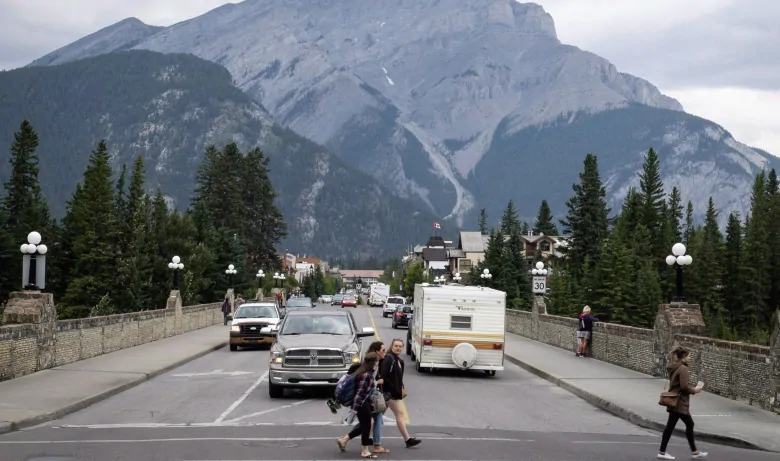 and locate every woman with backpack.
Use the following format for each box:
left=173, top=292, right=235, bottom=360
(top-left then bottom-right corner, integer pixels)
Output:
left=380, top=339, right=421, bottom=448
left=336, top=341, right=389, bottom=454
left=657, top=346, right=707, bottom=459
left=576, top=306, right=599, bottom=357
left=335, top=352, right=380, bottom=458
